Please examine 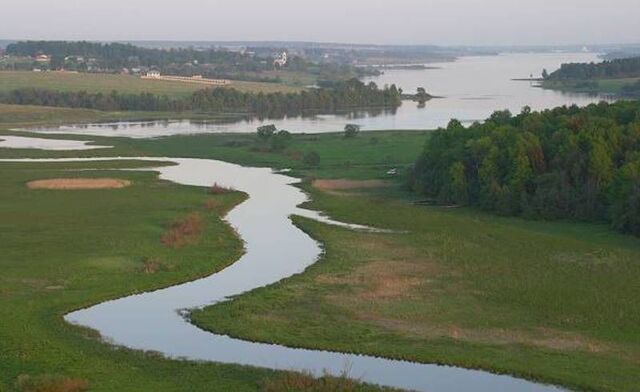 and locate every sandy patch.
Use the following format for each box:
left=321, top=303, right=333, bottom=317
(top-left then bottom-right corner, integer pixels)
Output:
left=312, top=179, right=390, bottom=192
left=27, top=178, right=132, bottom=190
